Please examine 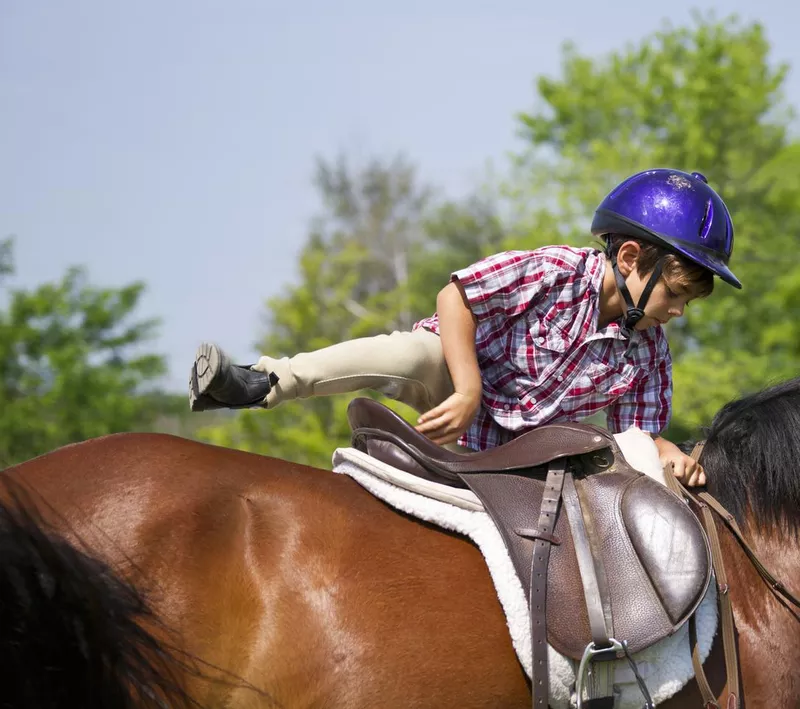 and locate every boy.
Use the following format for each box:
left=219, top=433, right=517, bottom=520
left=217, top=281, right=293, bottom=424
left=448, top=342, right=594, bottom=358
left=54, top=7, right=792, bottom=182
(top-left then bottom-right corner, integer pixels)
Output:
left=190, top=169, right=740, bottom=487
